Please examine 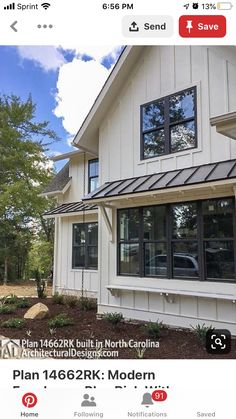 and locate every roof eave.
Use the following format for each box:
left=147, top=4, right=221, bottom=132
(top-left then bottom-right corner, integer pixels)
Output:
left=72, top=46, right=145, bottom=154
left=51, top=150, right=83, bottom=161
left=39, top=178, right=72, bottom=198
left=82, top=179, right=236, bottom=206
left=210, top=111, right=236, bottom=140
left=43, top=209, right=98, bottom=219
